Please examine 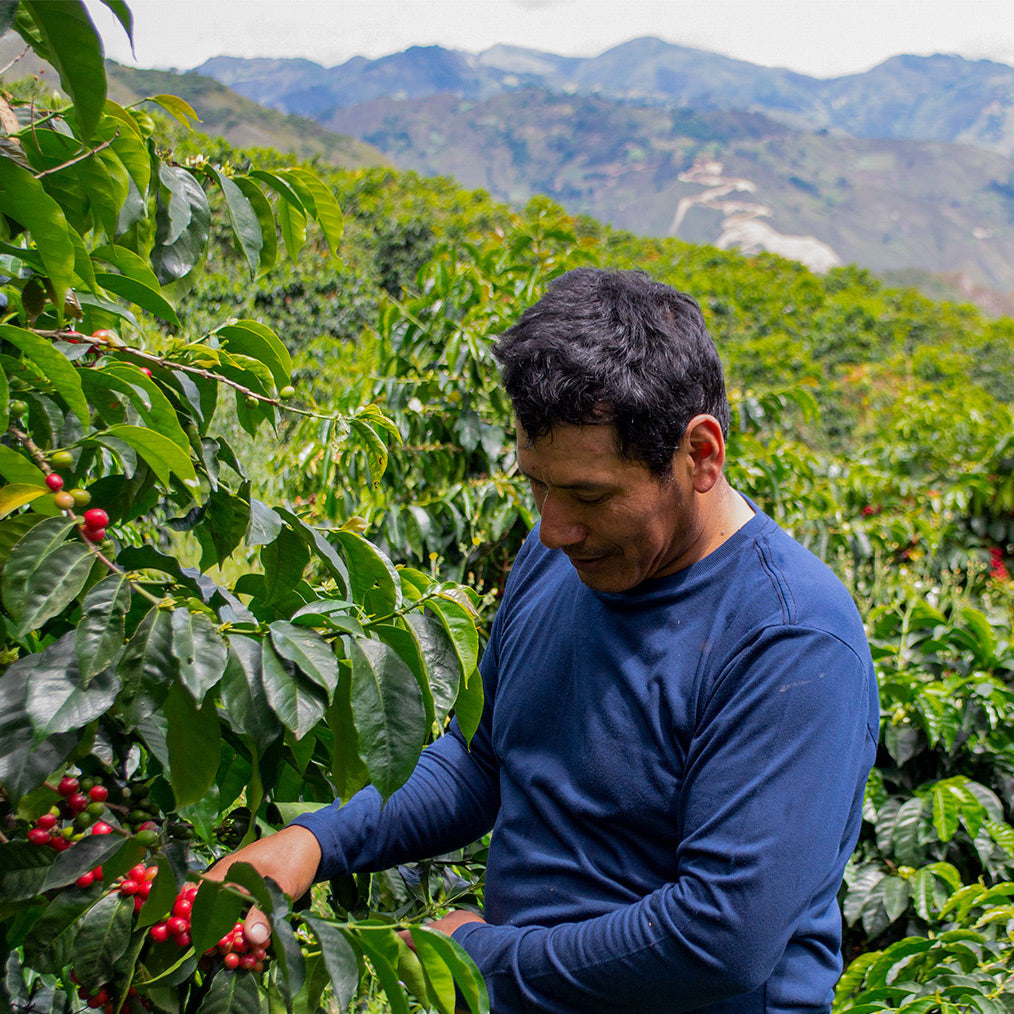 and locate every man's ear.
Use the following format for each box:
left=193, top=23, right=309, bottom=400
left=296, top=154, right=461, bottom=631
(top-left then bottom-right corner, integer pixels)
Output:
left=682, top=415, right=726, bottom=493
